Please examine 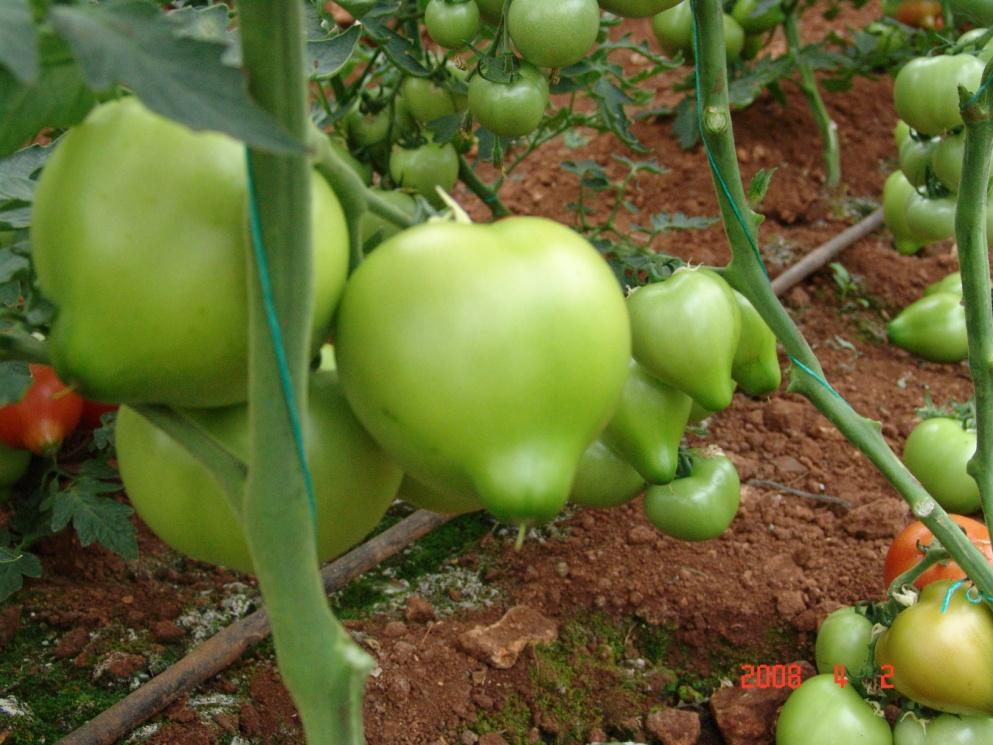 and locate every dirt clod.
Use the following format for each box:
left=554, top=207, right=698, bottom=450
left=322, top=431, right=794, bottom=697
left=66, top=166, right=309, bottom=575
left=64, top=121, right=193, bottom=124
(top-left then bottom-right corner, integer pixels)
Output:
left=457, top=605, right=557, bottom=669
left=0, top=605, right=20, bottom=650
left=152, top=619, right=186, bottom=642
left=709, top=661, right=816, bottom=745
left=53, top=626, right=89, bottom=659
left=645, top=706, right=701, bottom=745
left=405, top=595, right=437, bottom=623
left=843, top=498, right=910, bottom=538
